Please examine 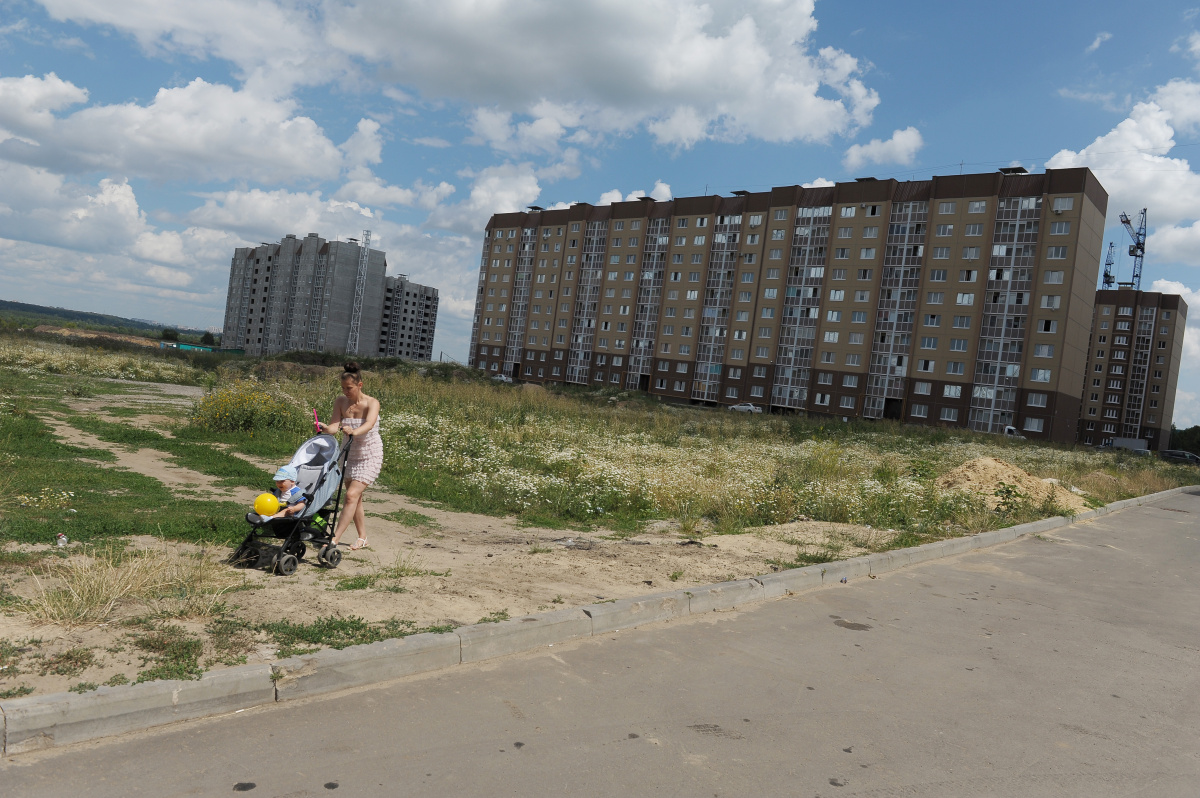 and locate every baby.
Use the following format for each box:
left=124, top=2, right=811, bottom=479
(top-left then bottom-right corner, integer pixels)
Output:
left=267, top=465, right=307, bottom=519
